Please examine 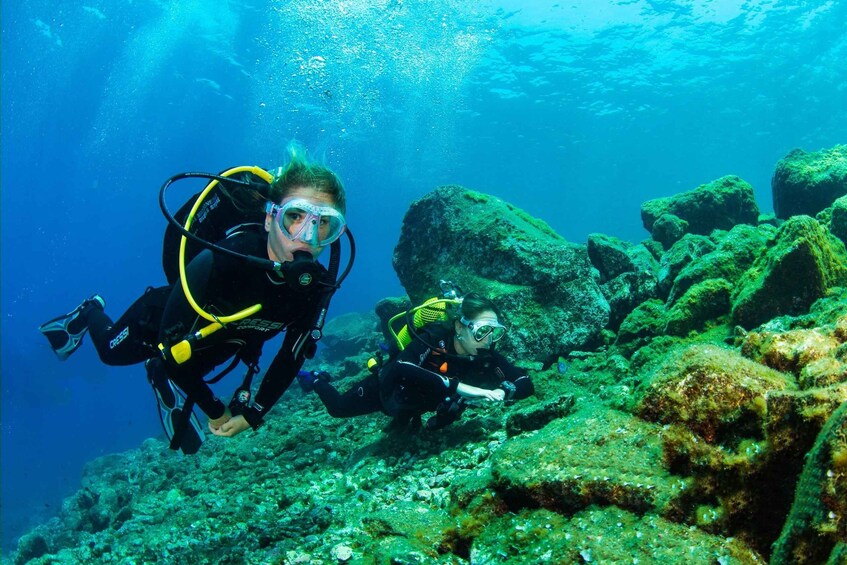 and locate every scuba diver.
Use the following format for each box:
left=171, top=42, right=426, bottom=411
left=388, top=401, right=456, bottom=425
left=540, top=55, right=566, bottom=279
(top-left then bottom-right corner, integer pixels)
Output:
left=38, top=143, right=354, bottom=454
left=298, top=292, right=534, bottom=431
